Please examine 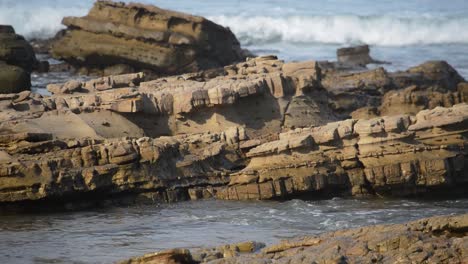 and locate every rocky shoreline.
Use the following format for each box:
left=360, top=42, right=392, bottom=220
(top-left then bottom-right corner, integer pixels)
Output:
left=119, top=213, right=468, bottom=264
left=0, top=0, right=468, bottom=263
